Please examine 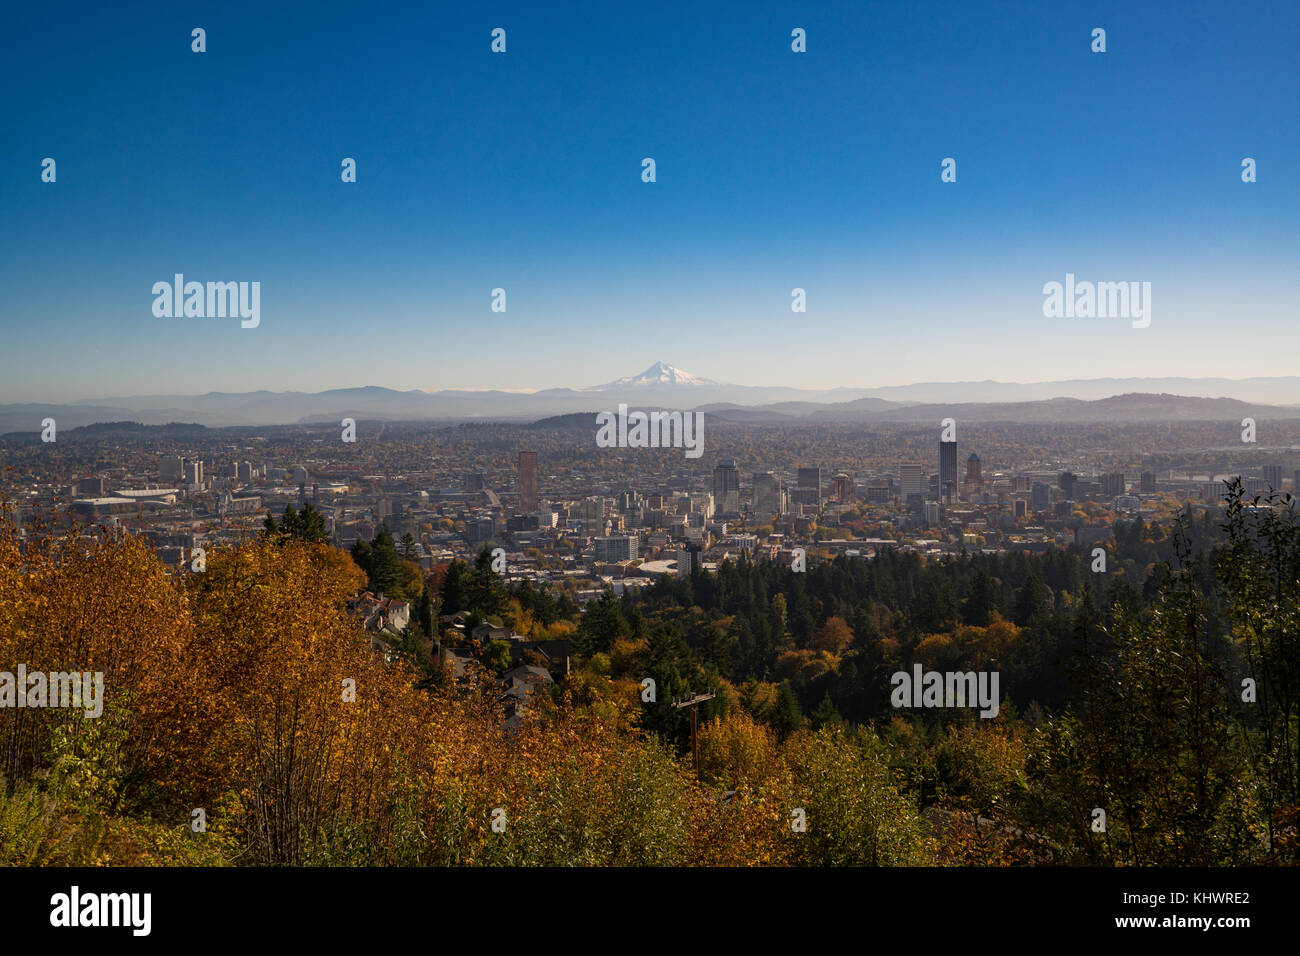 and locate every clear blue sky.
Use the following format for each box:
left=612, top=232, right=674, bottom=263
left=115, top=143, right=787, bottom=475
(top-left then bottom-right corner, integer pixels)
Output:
left=2, top=0, right=1297, bottom=402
